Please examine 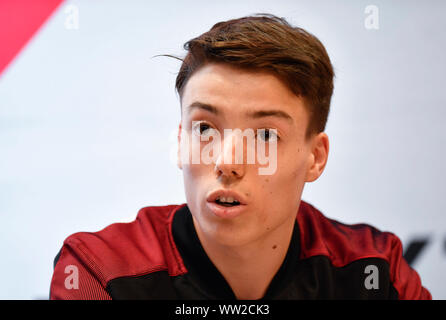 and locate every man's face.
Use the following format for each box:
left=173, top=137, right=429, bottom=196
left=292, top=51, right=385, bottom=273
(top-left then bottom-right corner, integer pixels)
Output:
left=178, top=62, right=321, bottom=247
